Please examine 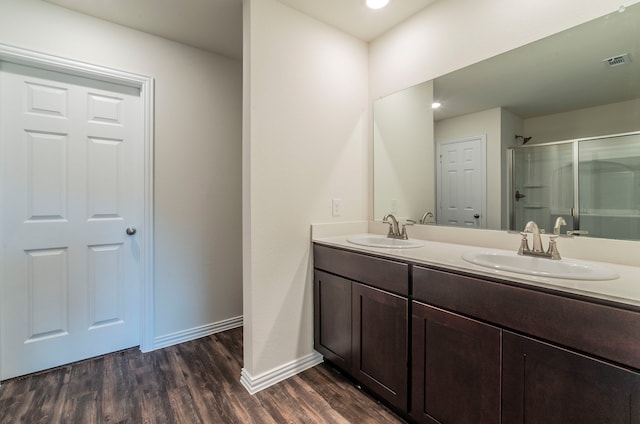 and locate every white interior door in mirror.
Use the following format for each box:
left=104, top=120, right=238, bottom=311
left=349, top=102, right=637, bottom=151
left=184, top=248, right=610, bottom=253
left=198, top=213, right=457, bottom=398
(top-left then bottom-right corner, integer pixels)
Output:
left=0, top=62, right=143, bottom=380
left=437, top=136, right=486, bottom=228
